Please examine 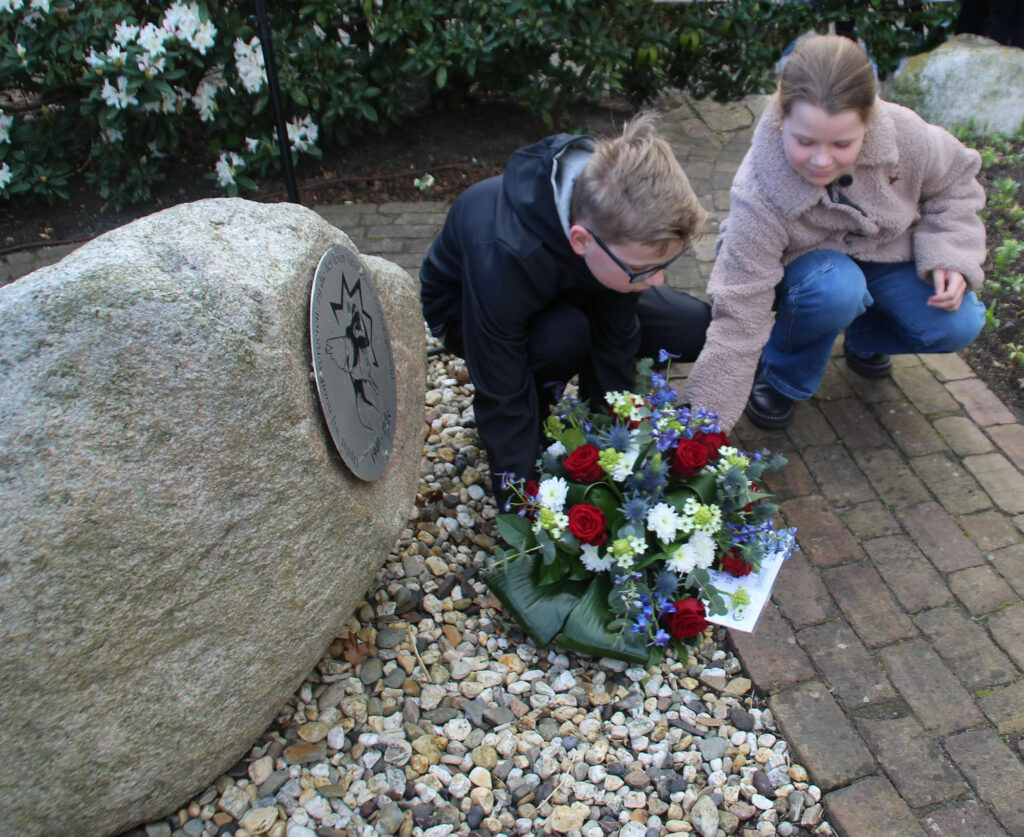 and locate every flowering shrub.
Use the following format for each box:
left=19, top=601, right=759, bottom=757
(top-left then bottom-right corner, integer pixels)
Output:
left=0, top=0, right=955, bottom=207
left=484, top=355, right=797, bottom=665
